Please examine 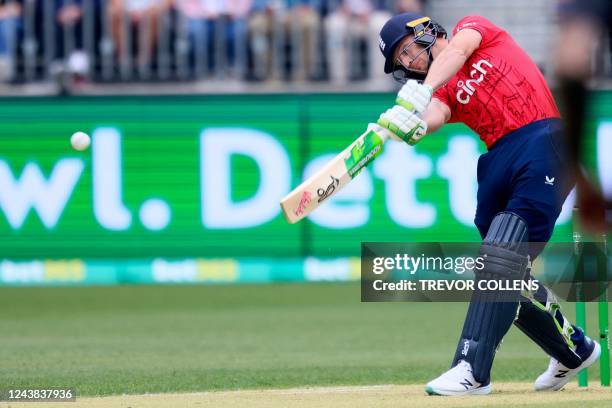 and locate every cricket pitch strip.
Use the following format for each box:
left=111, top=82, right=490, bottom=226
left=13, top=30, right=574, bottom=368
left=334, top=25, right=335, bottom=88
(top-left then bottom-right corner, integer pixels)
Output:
left=3, top=383, right=611, bottom=408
